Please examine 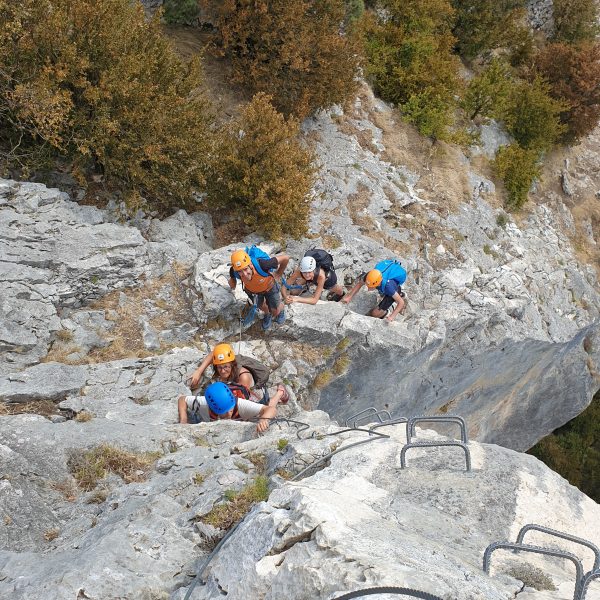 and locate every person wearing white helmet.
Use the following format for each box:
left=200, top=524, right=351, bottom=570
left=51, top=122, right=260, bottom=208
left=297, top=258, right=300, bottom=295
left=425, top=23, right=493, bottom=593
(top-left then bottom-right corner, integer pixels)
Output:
left=283, top=249, right=345, bottom=306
